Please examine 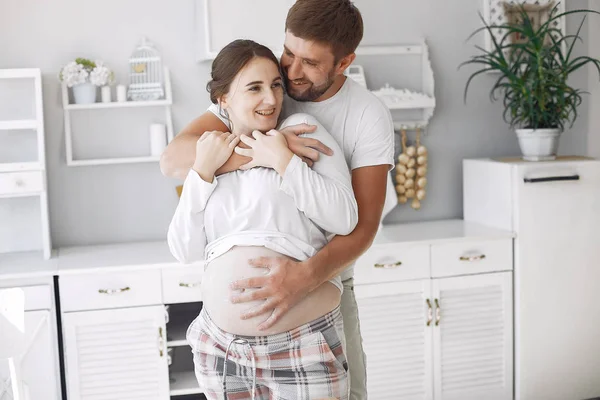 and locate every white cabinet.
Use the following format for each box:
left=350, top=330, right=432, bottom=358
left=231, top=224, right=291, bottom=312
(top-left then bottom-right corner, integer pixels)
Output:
left=354, top=221, right=514, bottom=400
left=355, top=280, right=433, bottom=400
left=0, top=285, right=60, bottom=400
left=432, top=272, right=513, bottom=400
left=62, top=305, right=170, bottom=400
left=464, top=157, right=600, bottom=400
